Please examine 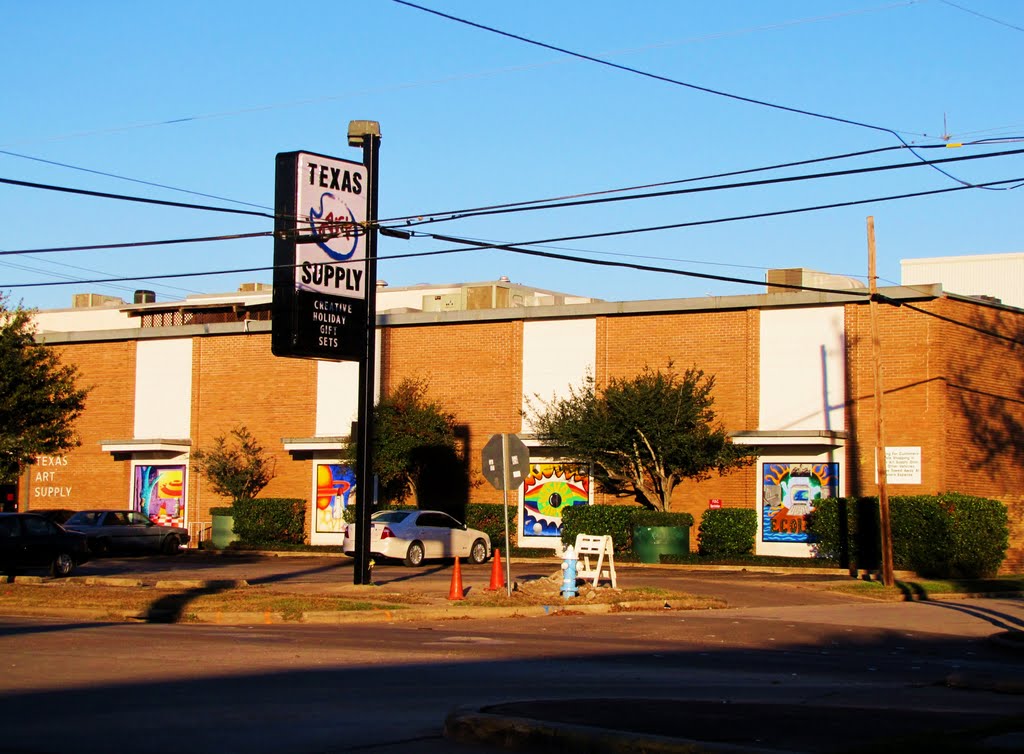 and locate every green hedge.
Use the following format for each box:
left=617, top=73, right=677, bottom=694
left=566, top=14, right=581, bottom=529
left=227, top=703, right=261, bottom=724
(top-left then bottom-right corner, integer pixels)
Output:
left=465, top=503, right=516, bottom=555
left=561, top=505, right=694, bottom=555
left=697, top=508, right=757, bottom=557
left=807, top=493, right=1009, bottom=578
left=231, top=498, right=306, bottom=545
